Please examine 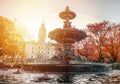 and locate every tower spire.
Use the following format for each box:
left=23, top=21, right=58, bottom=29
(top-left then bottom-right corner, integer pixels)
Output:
left=38, top=22, right=46, bottom=43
